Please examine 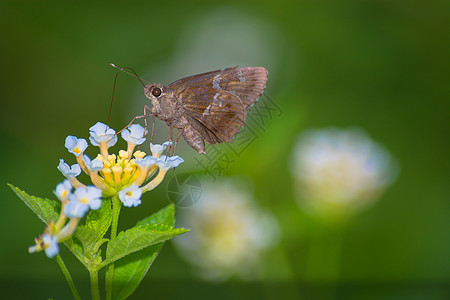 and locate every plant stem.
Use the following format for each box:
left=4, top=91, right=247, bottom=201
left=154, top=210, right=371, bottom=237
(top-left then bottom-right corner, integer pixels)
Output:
left=89, top=269, right=101, bottom=300
left=105, top=195, right=122, bottom=300
left=305, top=225, right=345, bottom=300
left=55, top=255, right=81, bottom=300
